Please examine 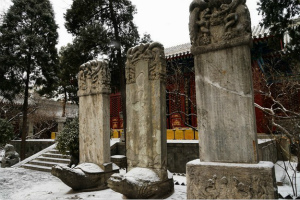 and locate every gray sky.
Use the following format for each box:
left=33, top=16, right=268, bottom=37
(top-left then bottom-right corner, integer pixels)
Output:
left=1, top=0, right=262, bottom=50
